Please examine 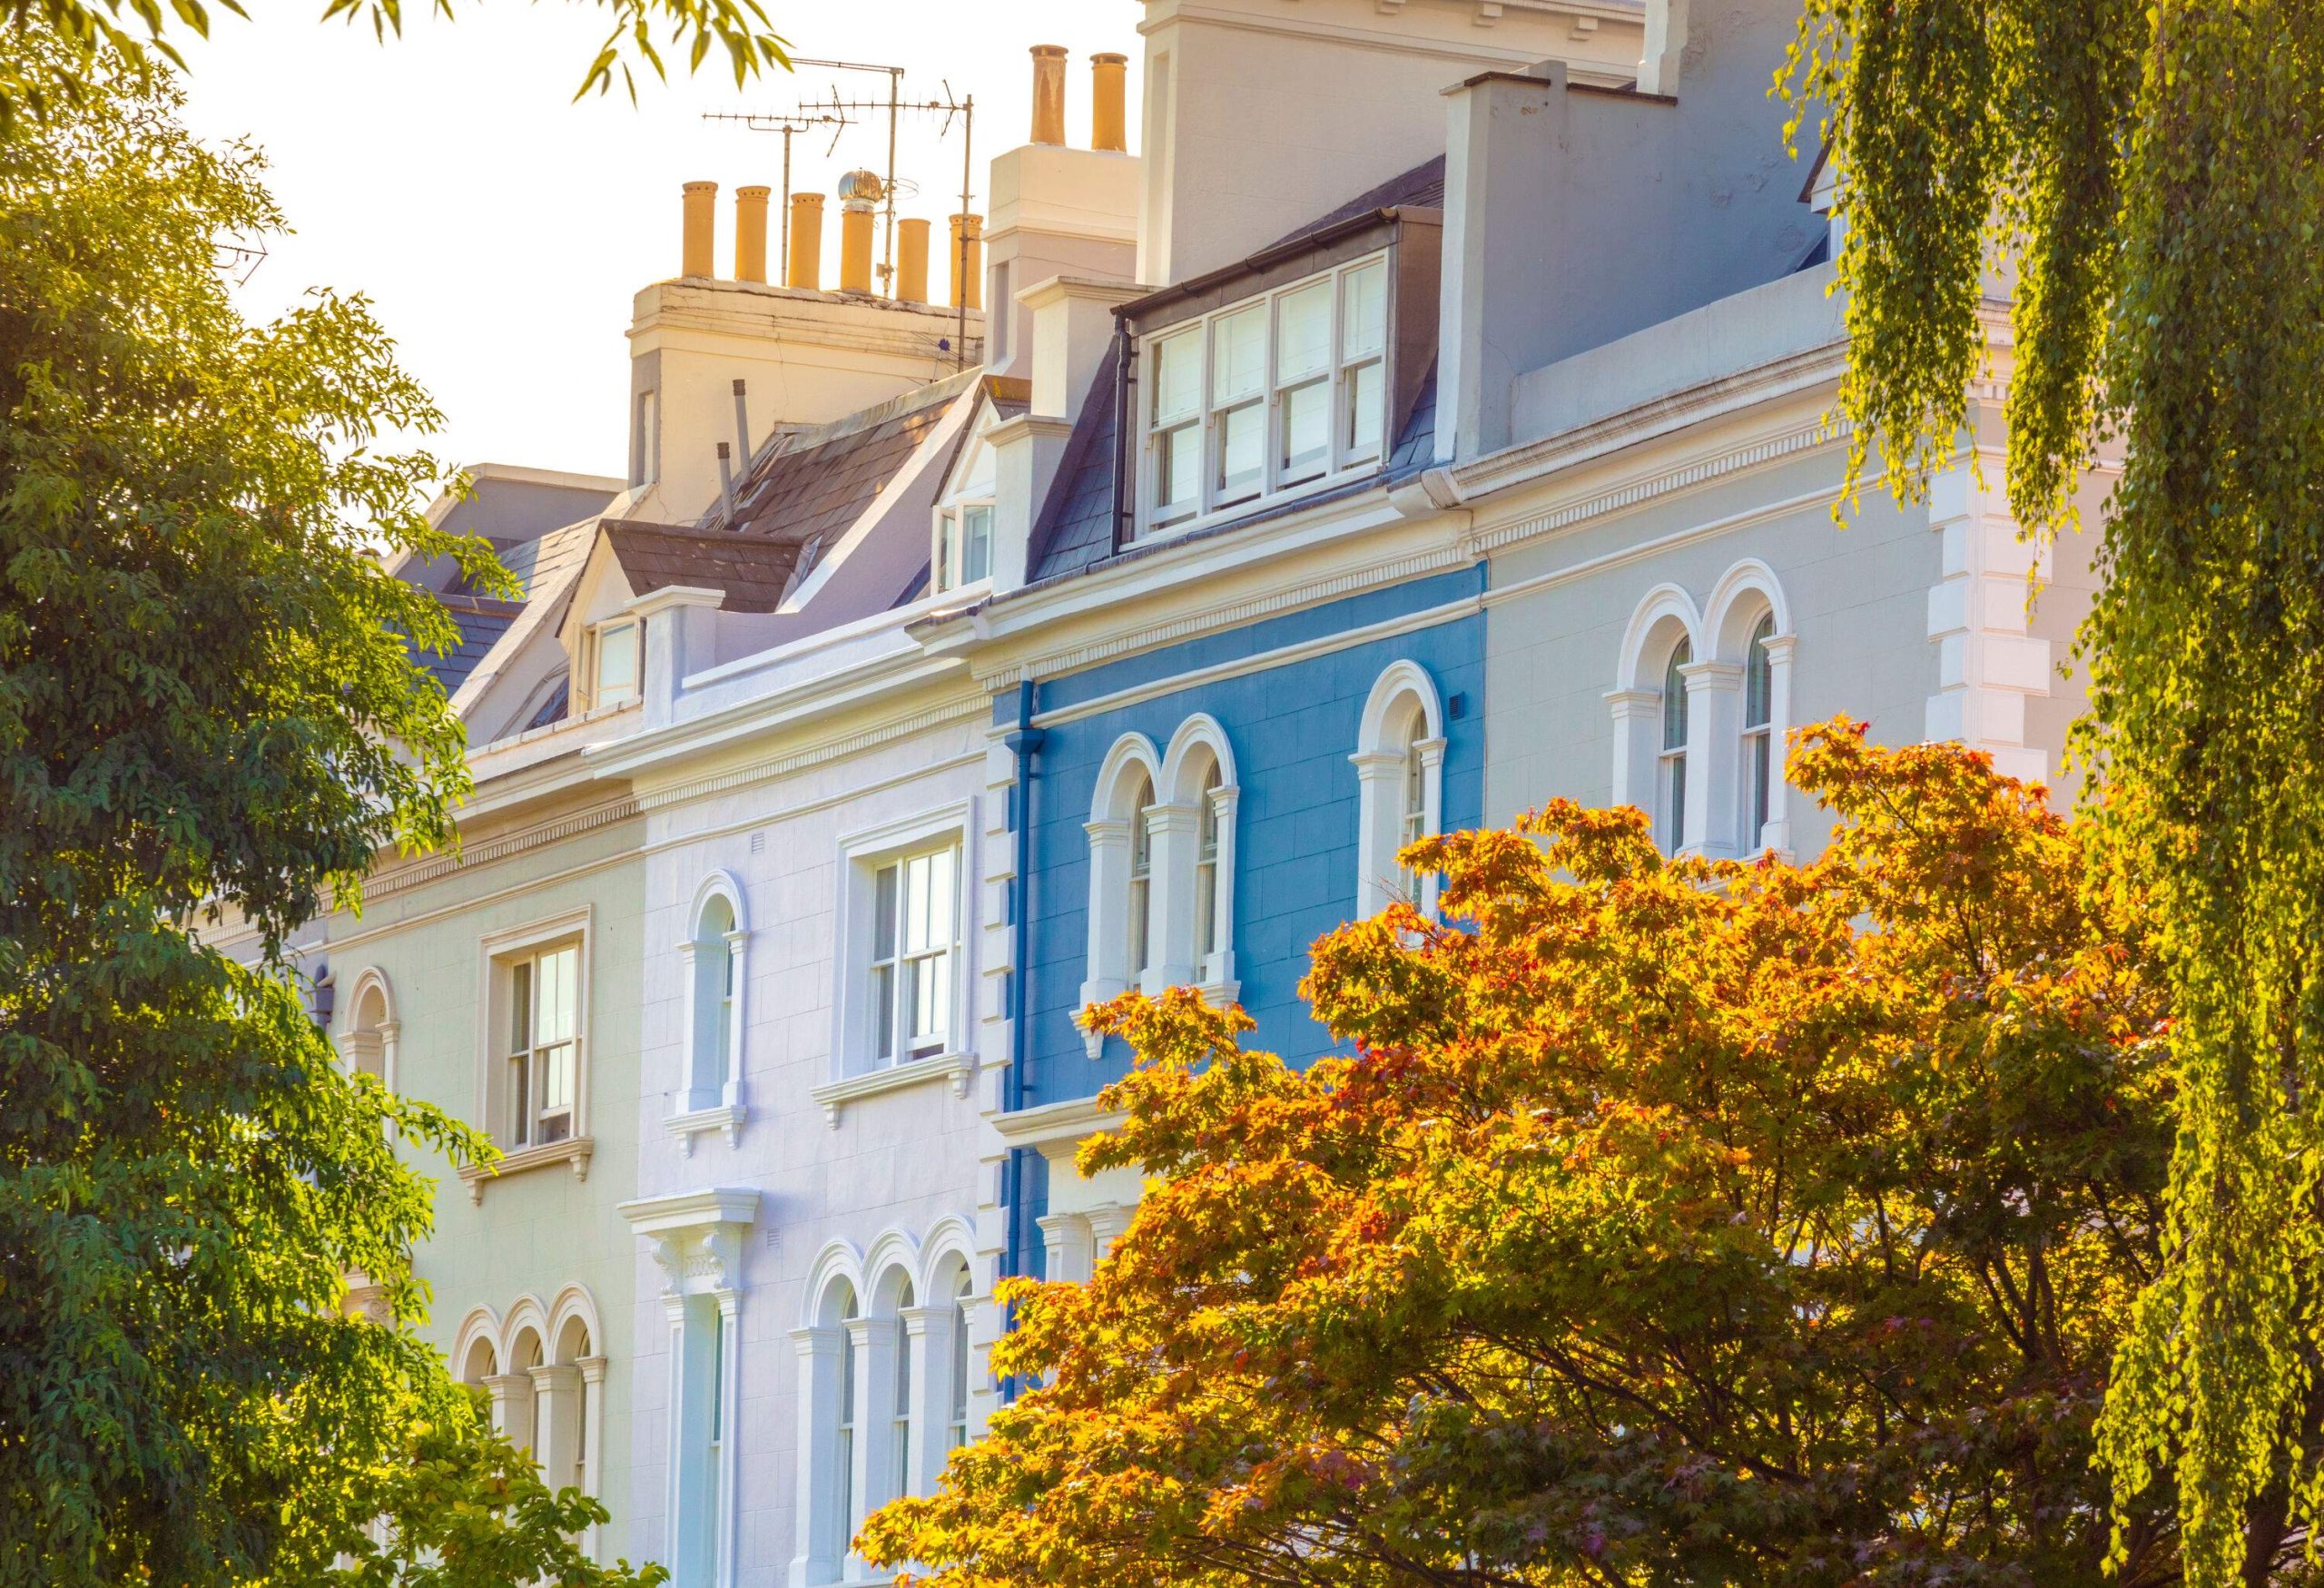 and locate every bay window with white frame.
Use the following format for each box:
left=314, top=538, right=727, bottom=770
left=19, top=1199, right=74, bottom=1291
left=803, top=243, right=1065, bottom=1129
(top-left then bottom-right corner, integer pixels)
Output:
left=1140, top=252, right=1390, bottom=537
